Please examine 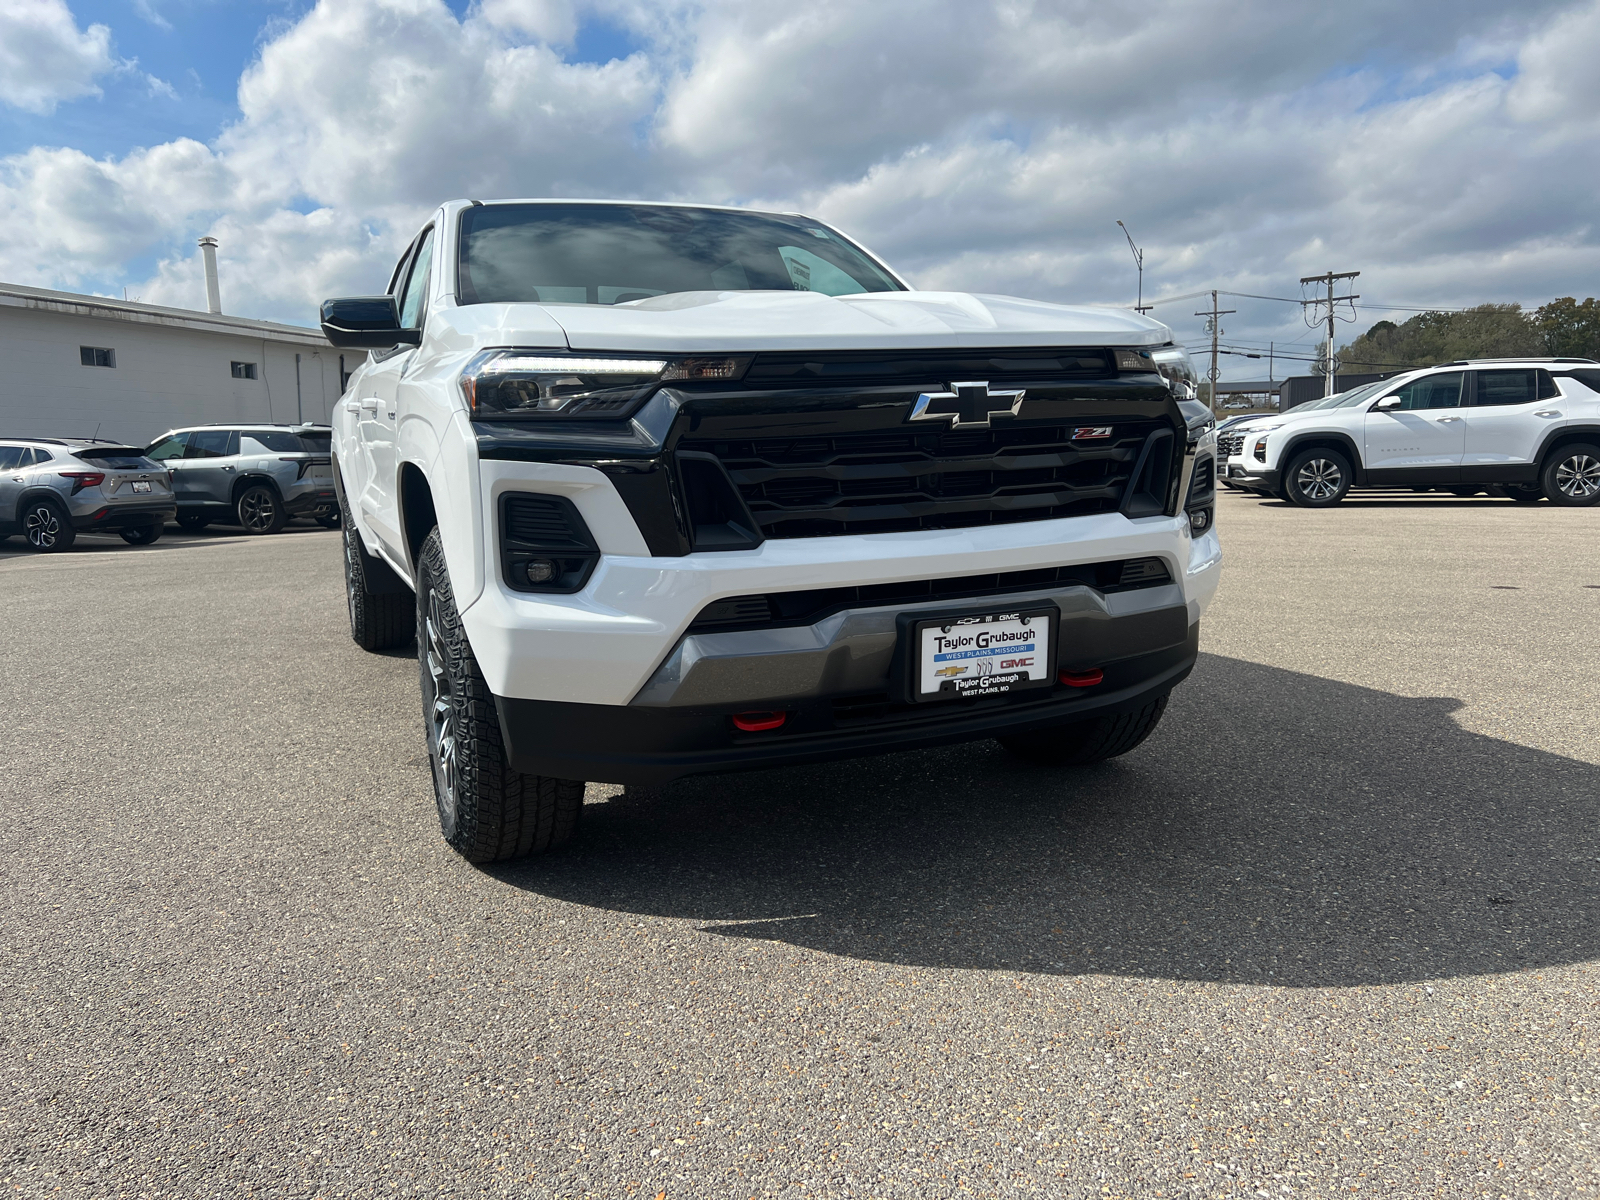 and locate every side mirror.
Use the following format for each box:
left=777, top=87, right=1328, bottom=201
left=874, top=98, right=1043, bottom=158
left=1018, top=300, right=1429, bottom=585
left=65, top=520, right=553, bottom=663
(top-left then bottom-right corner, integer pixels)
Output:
left=319, top=296, right=420, bottom=349
left=1373, top=395, right=1403, bottom=412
